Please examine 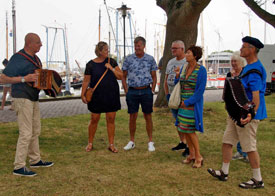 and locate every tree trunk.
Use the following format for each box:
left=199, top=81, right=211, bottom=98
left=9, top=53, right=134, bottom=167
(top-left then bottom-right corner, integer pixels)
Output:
left=155, top=0, right=211, bottom=107
left=243, top=0, right=275, bottom=28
